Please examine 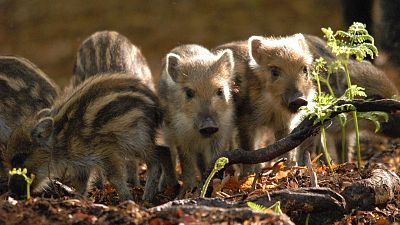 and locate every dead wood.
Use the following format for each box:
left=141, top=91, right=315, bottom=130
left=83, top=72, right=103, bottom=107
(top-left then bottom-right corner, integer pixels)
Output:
left=149, top=203, right=294, bottom=225
left=151, top=187, right=345, bottom=225
left=197, top=99, right=400, bottom=195
left=342, top=164, right=400, bottom=211
left=152, top=162, right=400, bottom=224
